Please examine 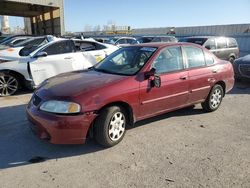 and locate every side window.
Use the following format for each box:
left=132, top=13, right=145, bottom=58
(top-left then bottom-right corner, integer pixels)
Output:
left=152, top=46, right=184, bottom=74
left=116, top=39, right=126, bottom=44
left=216, top=38, right=227, bottom=49
left=95, top=43, right=107, bottom=50
left=228, top=38, right=238, bottom=48
left=127, top=39, right=137, bottom=44
left=162, top=37, right=171, bottom=42
left=43, top=41, right=71, bottom=55
left=205, top=52, right=214, bottom=66
left=204, top=38, right=216, bottom=50
left=184, top=46, right=206, bottom=68
left=79, top=42, right=96, bottom=51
